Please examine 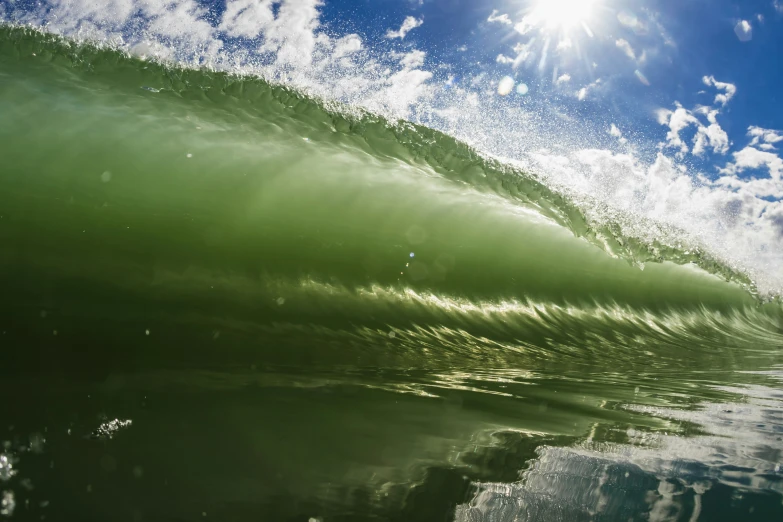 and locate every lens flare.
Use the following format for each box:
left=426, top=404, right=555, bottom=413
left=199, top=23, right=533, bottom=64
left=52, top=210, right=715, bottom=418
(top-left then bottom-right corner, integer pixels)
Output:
left=498, top=76, right=515, bottom=95
left=634, top=70, right=650, bottom=86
